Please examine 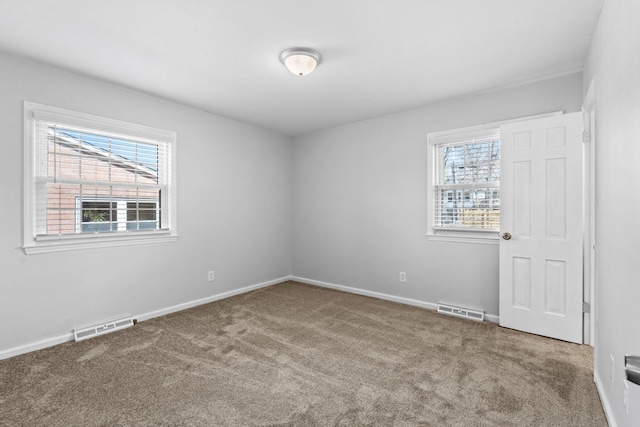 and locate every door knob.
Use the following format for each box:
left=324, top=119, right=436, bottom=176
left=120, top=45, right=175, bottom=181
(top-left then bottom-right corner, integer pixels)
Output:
left=502, top=232, right=512, bottom=240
